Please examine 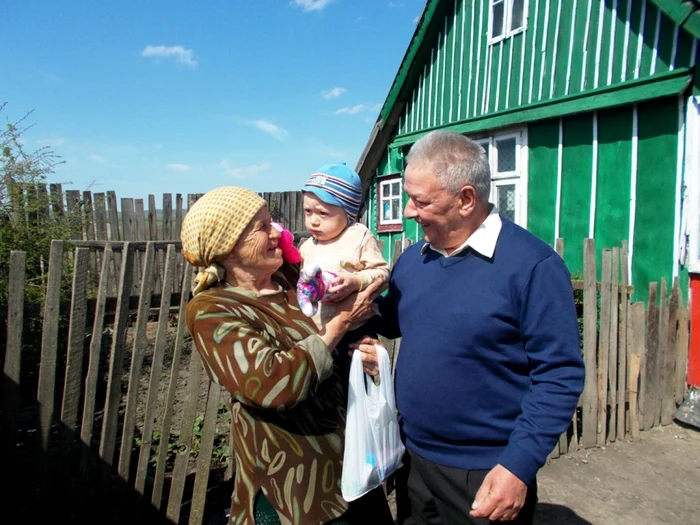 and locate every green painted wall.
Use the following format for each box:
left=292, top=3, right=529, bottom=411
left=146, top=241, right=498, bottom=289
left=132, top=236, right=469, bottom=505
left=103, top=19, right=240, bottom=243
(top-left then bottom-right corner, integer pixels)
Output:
left=559, top=113, right=594, bottom=275
left=527, top=118, right=559, bottom=244
left=595, top=106, right=633, bottom=272
left=396, top=0, right=697, bottom=138
left=633, top=97, right=678, bottom=301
